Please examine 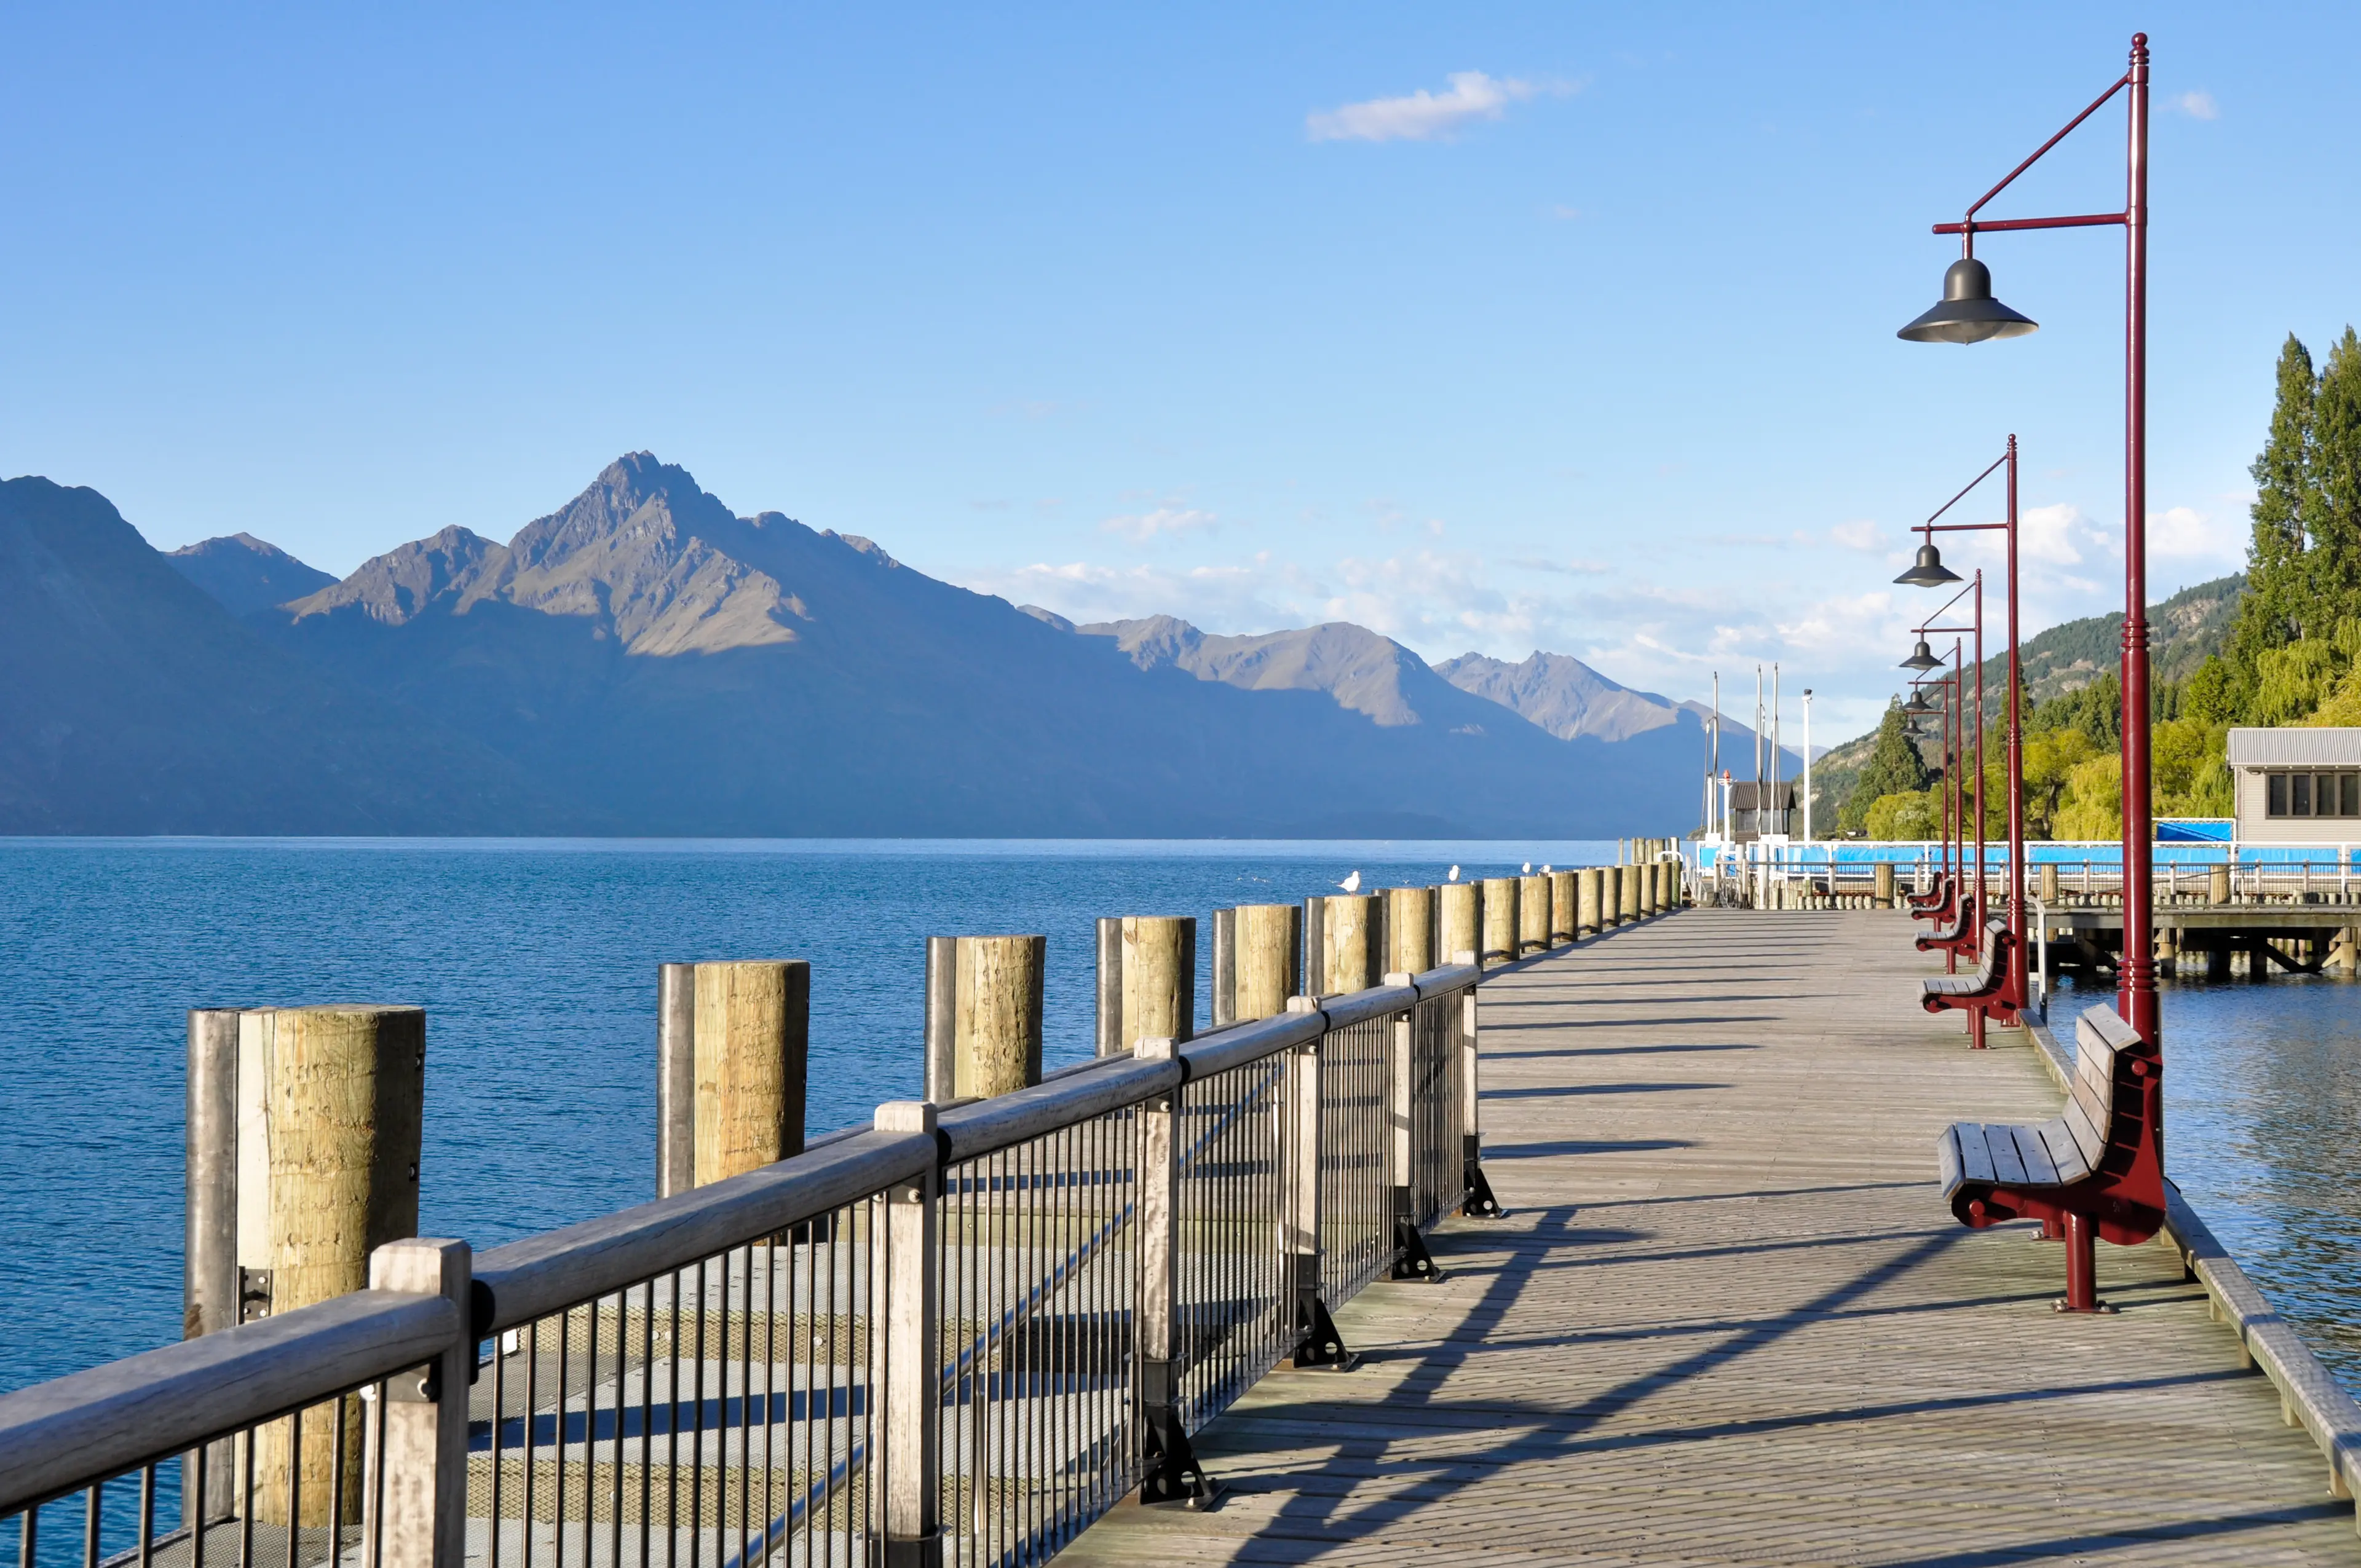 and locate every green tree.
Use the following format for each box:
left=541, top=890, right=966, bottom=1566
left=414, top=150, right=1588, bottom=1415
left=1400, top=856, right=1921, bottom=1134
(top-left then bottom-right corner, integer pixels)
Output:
left=1841, top=699, right=1932, bottom=832
left=2309, top=329, right=2361, bottom=623
left=2180, top=654, right=2245, bottom=725
left=2226, top=333, right=2318, bottom=679
left=1865, top=789, right=1942, bottom=841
